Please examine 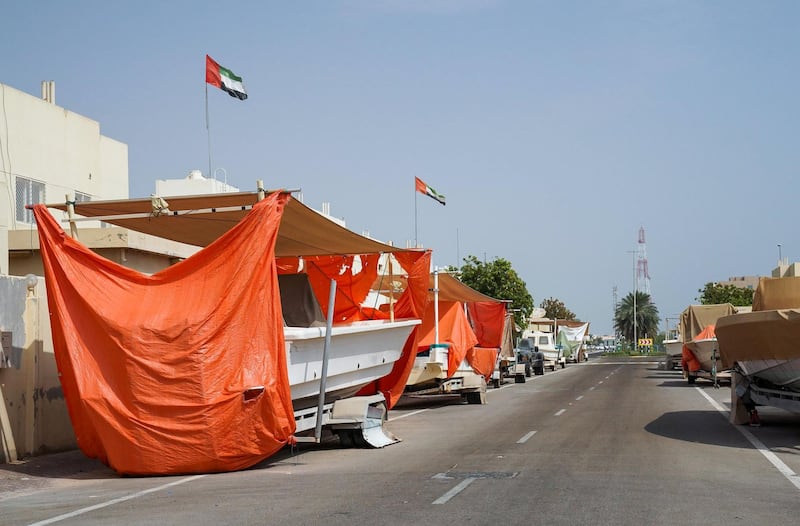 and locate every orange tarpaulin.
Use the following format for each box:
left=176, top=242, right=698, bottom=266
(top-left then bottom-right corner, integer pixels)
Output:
left=467, top=347, right=499, bottom=380
left=467, top=302, right=506, bottom=348
left=274, top=252, right=431, bottom=410
left=417, top=300, right=480, bottom=375
left=357, top=251, right=431, bottom=408
left=429, top=274, right=507, bottom=376
left=305, top=254, right=381, bottom=323
left=32, top=194, right=295, bottom=475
